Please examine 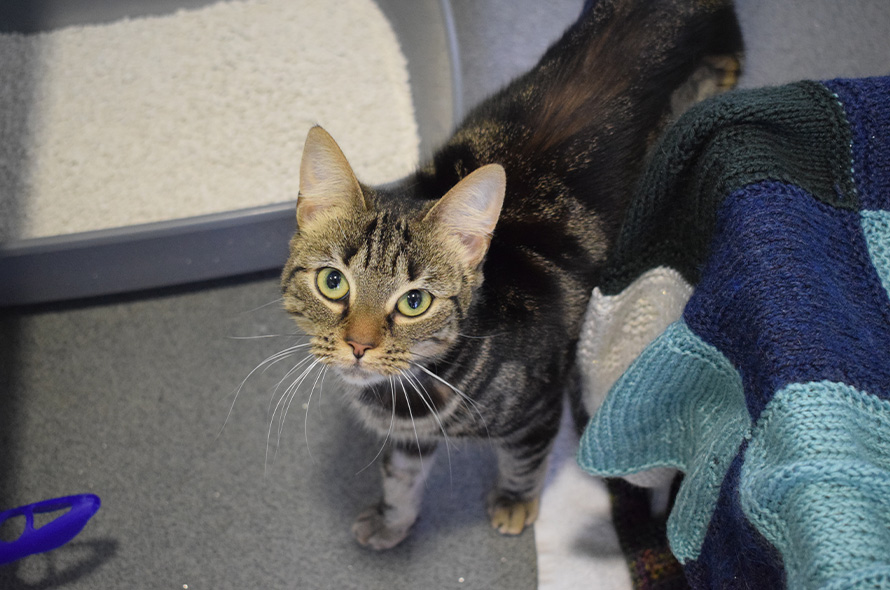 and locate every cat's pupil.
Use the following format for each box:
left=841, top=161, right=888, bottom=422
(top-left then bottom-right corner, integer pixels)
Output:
left=406, top=290, right=422, bottom=309
left=326, top=270, right=342, bottom=290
